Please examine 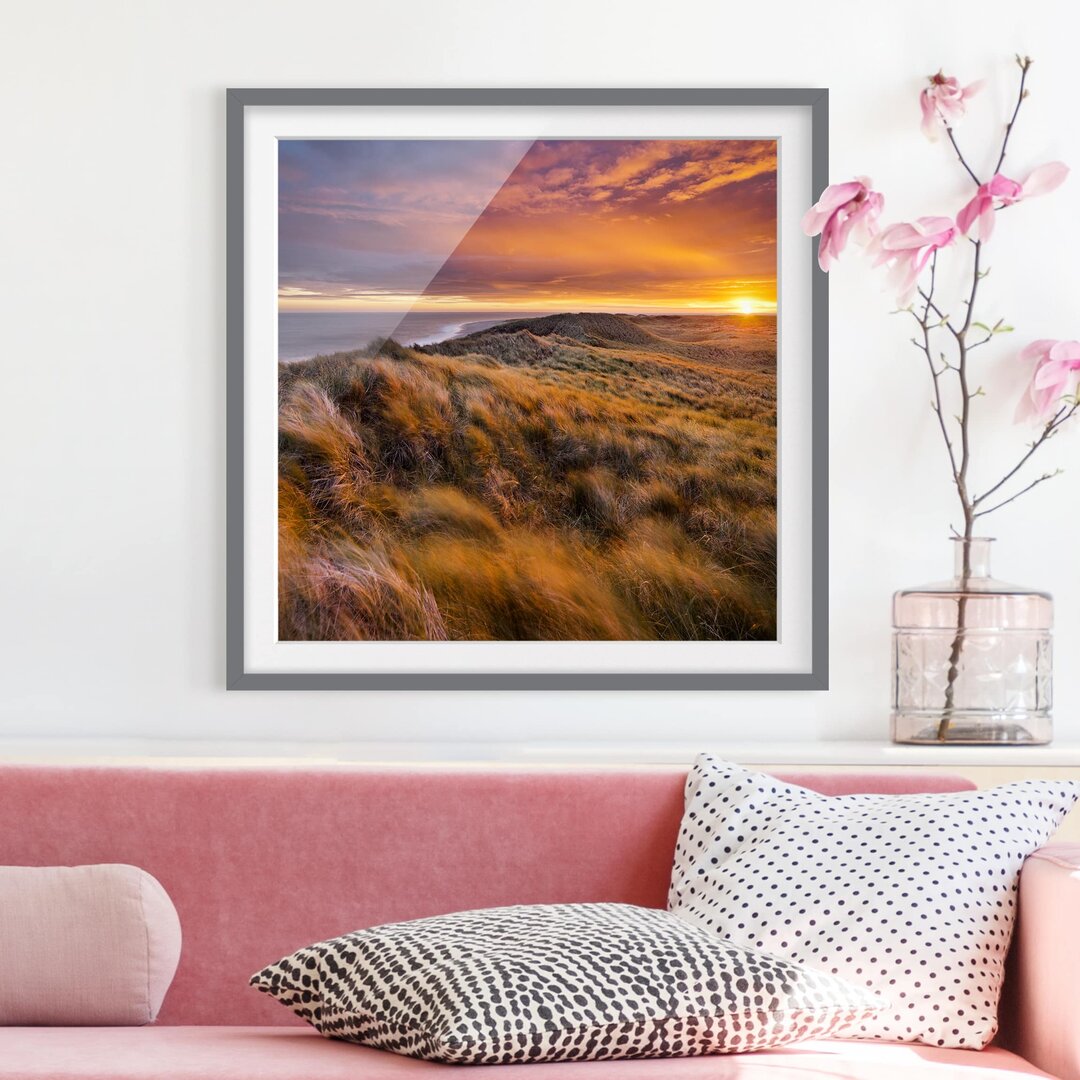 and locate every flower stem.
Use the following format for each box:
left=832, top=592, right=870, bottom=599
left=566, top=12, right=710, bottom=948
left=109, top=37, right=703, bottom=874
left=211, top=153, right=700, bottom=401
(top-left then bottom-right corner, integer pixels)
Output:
left=995, top=57, right=1032, bottom=175
left=938, top=528, right=973, bottom=741
left=936, top=238, right=980, bottom=740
